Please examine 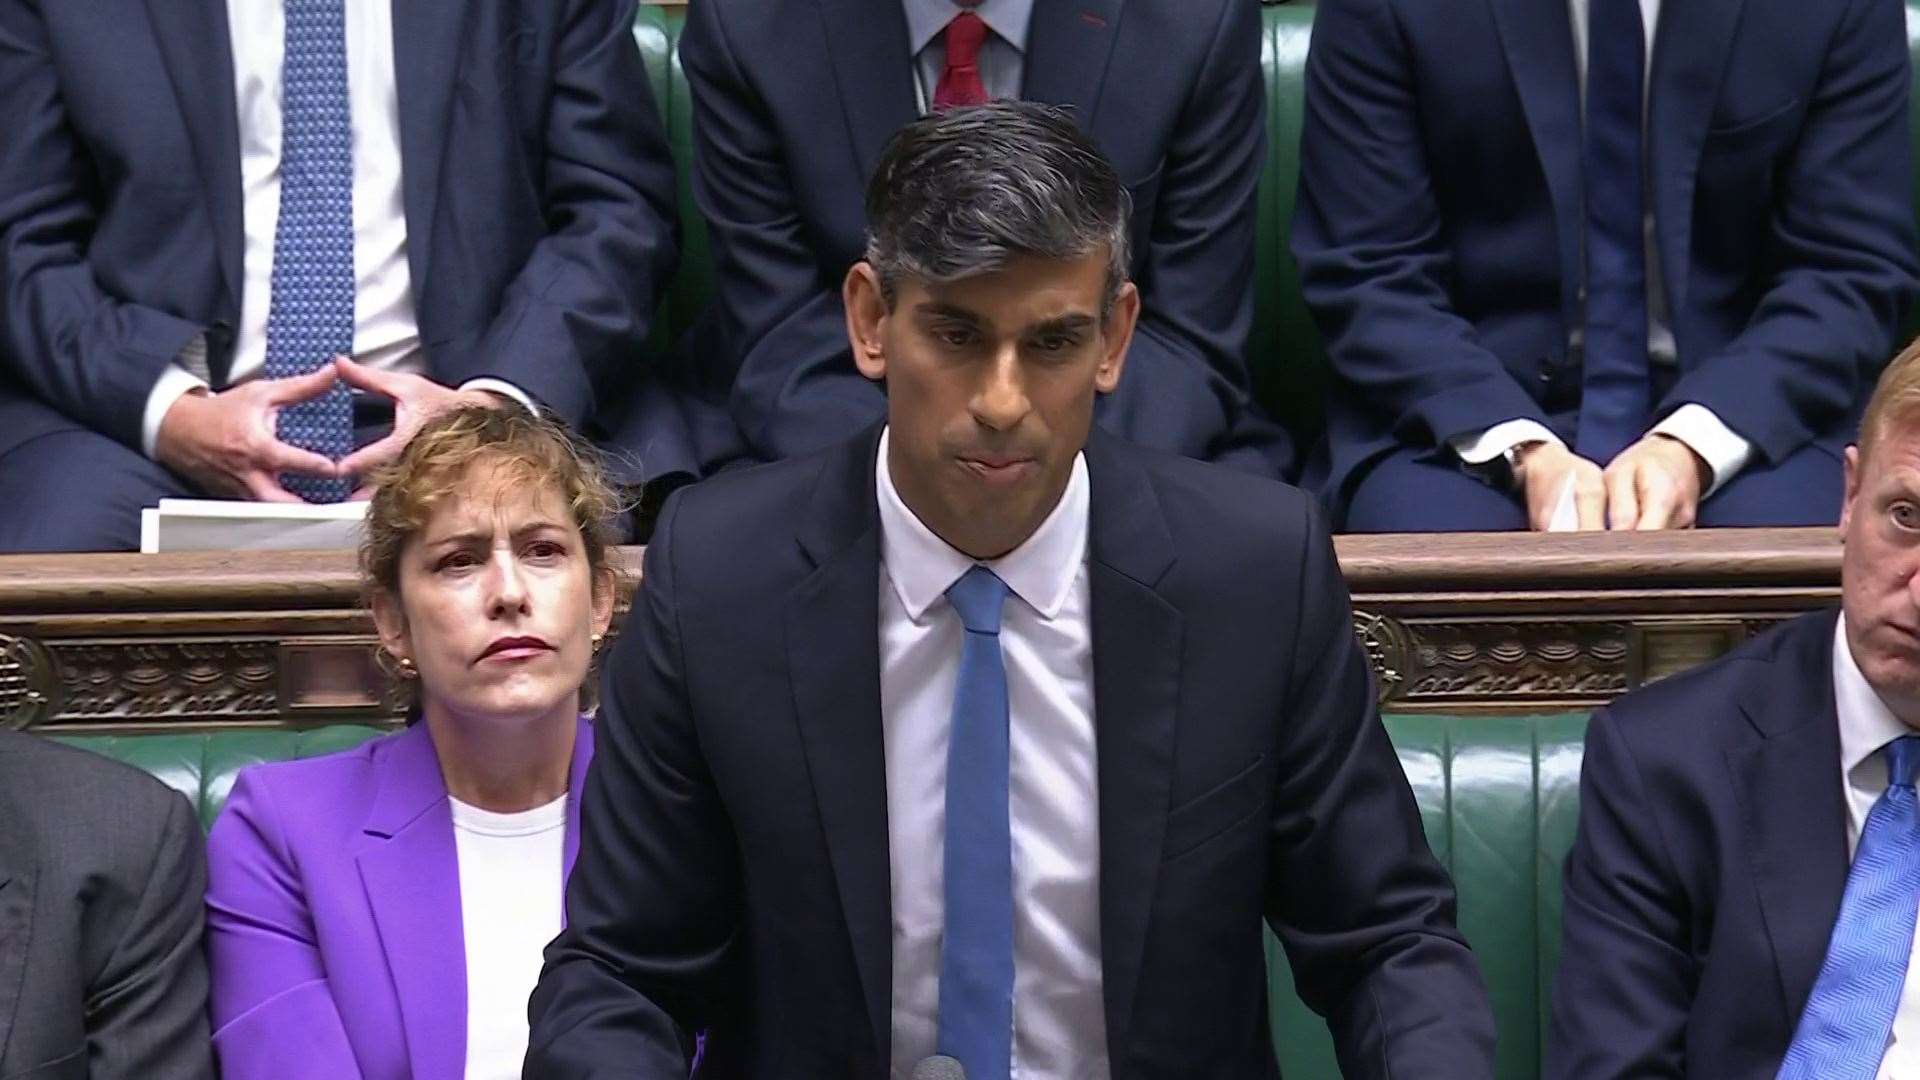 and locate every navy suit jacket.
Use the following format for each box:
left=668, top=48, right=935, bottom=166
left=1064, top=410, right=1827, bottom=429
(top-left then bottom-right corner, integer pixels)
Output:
left=1550, top=609, right=1857, bottom=1078
left=528, top=426, right=1492, bottom=1078
left=669, top=0, right=1293, bottom=480
left=1292, top=0, right=1920, bottom=520
left=0, top=0, right=678, bottom=465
